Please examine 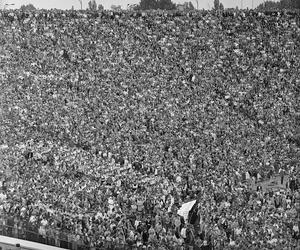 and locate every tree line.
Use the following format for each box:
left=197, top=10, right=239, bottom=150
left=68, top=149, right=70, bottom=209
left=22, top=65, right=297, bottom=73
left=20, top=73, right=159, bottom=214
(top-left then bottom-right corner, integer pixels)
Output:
left=18, top=0, right=300, bottom=12
left=256, top=0, right=300, bottom=10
